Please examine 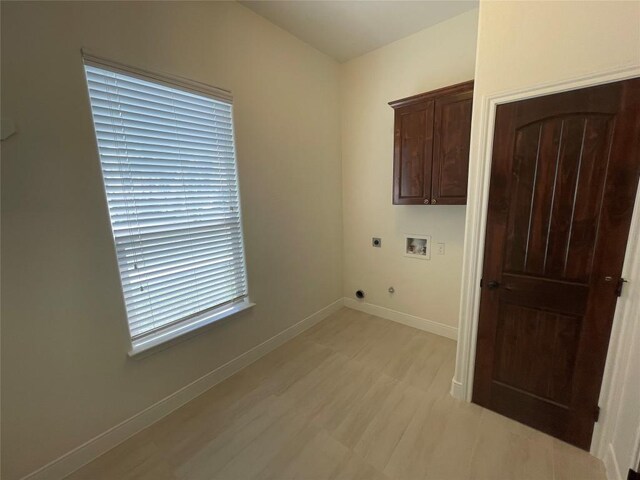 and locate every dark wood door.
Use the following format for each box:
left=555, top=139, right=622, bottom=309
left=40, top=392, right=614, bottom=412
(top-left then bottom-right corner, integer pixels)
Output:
left=392, top=99, right=435, bottom=204
left=432, top=88, right=473, bottom=205
left=473, top=78, right=640, bottom=450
